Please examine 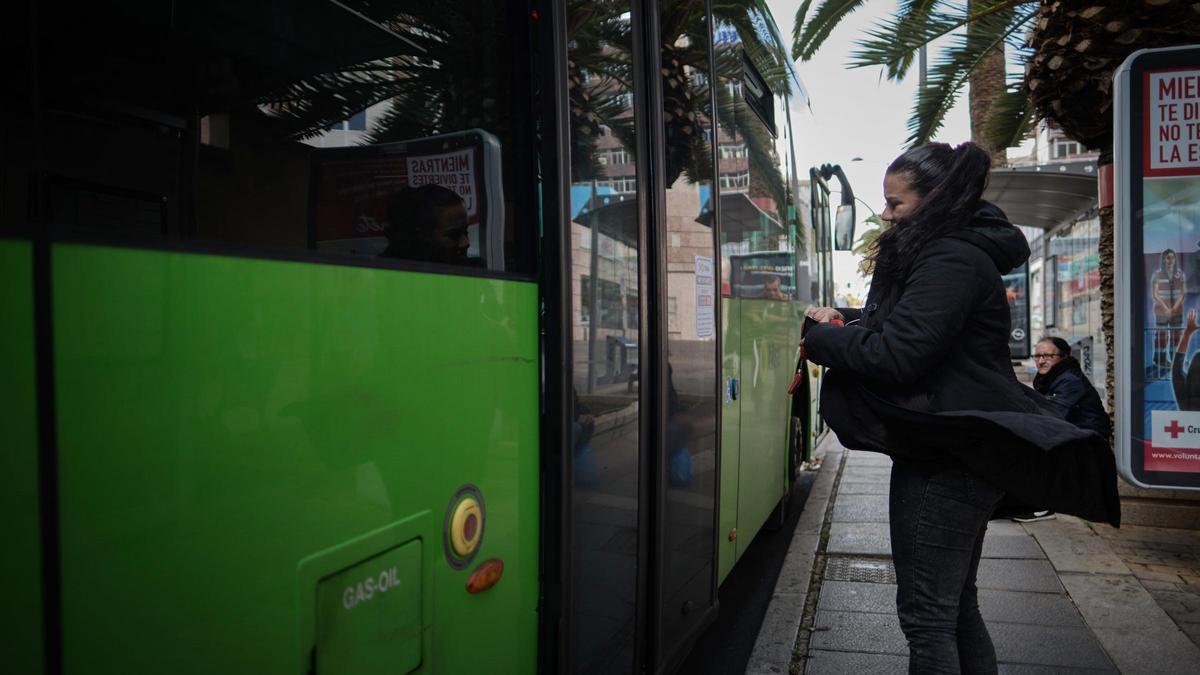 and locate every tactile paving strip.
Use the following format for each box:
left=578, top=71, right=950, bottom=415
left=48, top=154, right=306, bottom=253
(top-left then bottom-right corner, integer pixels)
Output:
left=823, top=556, right=897, bottom=584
